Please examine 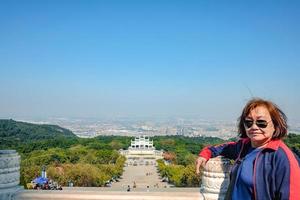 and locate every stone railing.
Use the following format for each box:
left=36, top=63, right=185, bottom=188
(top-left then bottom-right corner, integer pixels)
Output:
left=200, top=156, right=232, bottom=200
left=0, top=150, right=22, bottom=200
